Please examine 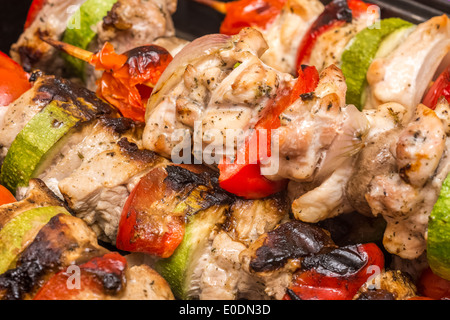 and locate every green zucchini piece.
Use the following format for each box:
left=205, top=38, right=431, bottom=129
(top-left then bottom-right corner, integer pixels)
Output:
left=341, top=18, right=414, bottom=110
left=0, top=205, right=70, bottom=274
